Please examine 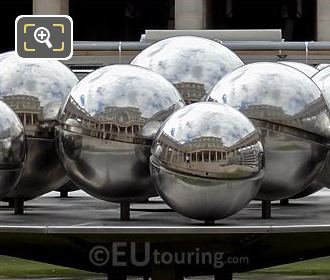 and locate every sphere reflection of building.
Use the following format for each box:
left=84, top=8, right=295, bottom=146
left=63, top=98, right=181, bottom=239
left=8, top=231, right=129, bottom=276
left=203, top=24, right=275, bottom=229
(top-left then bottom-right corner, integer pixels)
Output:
left=131, top=36, right=244, bottom=104
left=2, top=95, right=40, bottom=136
left=157, top=132, right=261, bottom=178
left=150, top=102, right=264, bottom=222
left=174, top=82, right=206, bottom=104
left=57, top=64, right=185, bottom=204
left=94, top=106, right=146, bottom=143
left=0, top=51, right=78, bottom=201
left=206, top=62, right=330, bottom=201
